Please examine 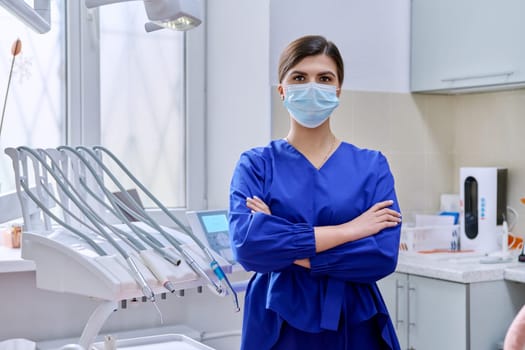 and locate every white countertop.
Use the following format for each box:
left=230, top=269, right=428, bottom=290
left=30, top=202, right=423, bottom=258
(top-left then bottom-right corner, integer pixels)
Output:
left=3, top=246, right=525, bottom=285
left=504, top=265, right=525, bottom=283
left=0, top=246, right=35, bottom=273
left=397, top=251, right=525, bottom=283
